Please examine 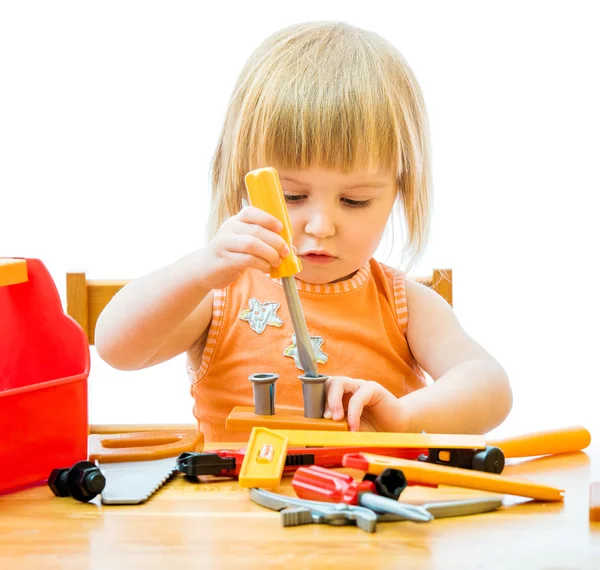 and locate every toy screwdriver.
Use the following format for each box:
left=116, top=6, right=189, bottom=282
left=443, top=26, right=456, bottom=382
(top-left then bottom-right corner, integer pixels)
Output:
left=244, top=167, right=318, bottom=378
left=291, top=464, right=433, bottom=522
